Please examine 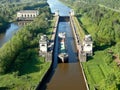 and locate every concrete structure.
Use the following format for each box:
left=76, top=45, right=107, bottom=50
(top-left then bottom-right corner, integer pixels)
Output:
left=70, top=9, right=75, bottom=16
left=83, top=35, right=93, bottom=56
left=39, top=35, right=48, bottom=53
left=55, top=10, right=59, bottom=16
left=17, top=10, right=39, bottom=21
left=70, top=13, right=90, bottom=90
